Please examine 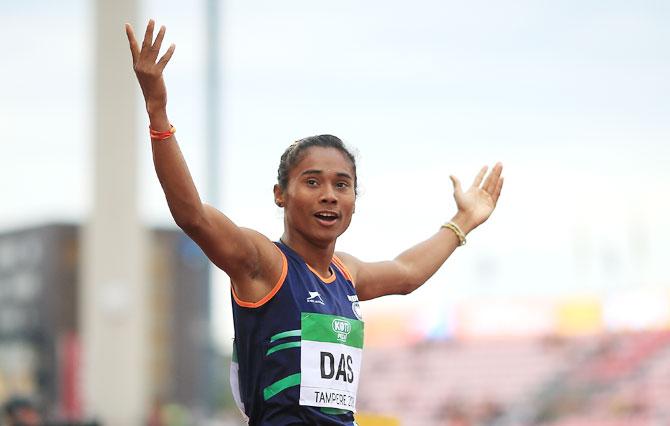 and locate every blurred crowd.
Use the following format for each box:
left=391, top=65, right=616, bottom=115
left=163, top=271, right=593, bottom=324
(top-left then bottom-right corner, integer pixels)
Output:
left=3, top=396, right=40, bottom=426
